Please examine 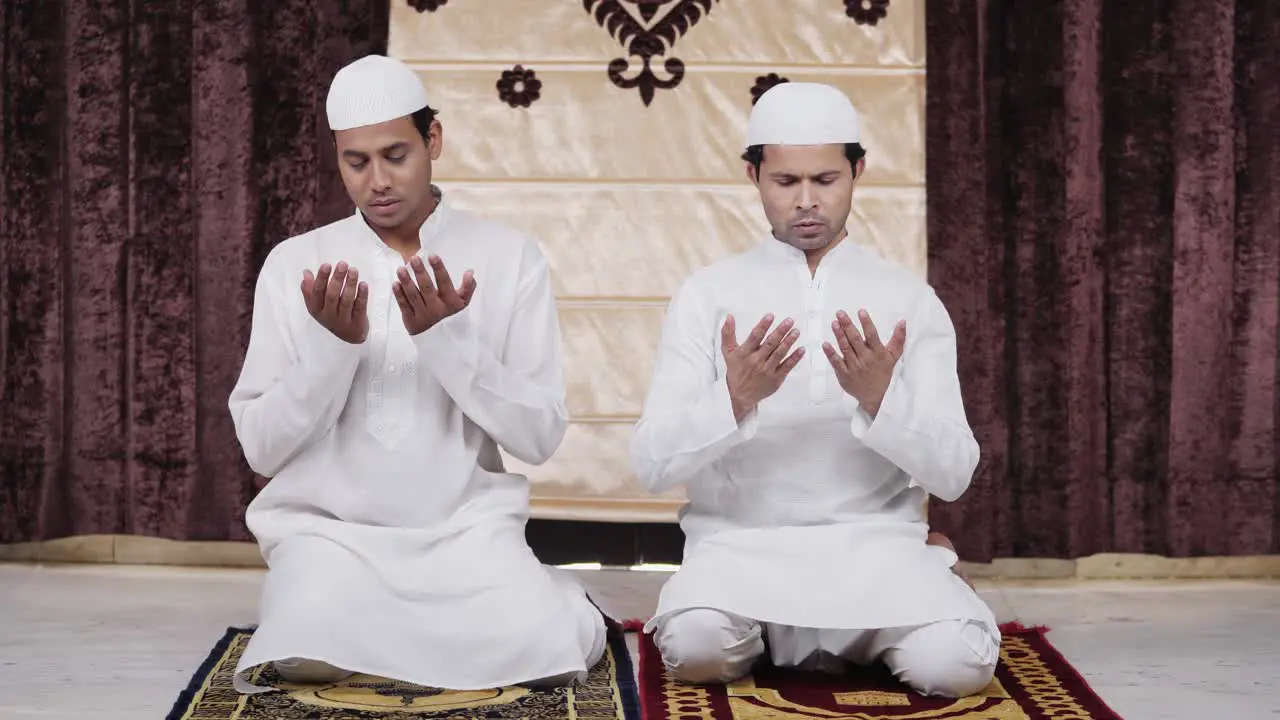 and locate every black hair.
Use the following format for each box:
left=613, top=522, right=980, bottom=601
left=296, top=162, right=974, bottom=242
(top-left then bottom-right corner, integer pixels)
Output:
left=410, top=105, right=439, bottom=138
left=741, top=142, right=866, bottom=173
left=330, top=105, right=439, bottom=140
